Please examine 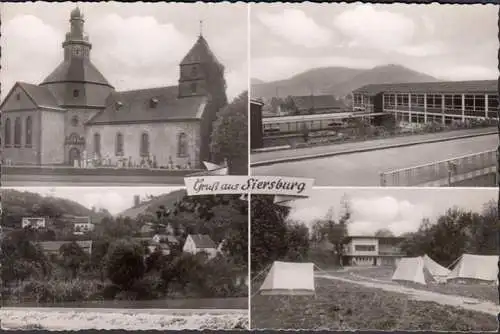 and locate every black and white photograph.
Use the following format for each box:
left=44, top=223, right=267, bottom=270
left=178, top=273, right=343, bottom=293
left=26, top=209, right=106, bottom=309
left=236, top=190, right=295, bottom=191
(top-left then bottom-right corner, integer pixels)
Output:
left=0, top=2, right=249, bottom=186
left=1, top=186, right=248, bottom=330
left=250, top=3, right=498, bottom=187
left=250, top=187, right=498, bottom=331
